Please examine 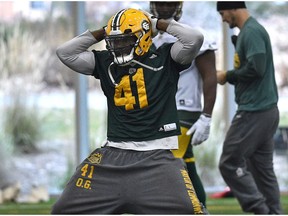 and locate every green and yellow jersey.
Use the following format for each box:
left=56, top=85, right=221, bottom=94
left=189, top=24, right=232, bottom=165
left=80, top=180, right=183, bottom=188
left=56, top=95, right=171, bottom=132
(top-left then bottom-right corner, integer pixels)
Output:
left=92, top=44, right=188, bottom=142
